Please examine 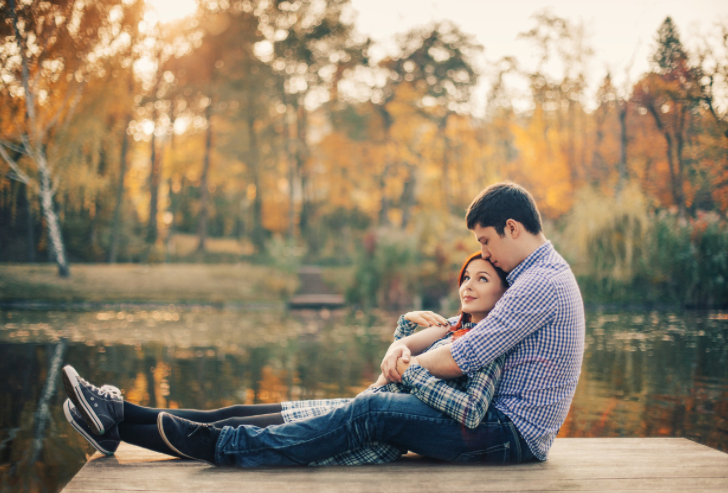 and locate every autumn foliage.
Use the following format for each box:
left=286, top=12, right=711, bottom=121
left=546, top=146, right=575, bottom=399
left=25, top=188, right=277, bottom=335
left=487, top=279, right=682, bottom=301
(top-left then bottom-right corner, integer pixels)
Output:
left=1, top=3, right=727, bottom=303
